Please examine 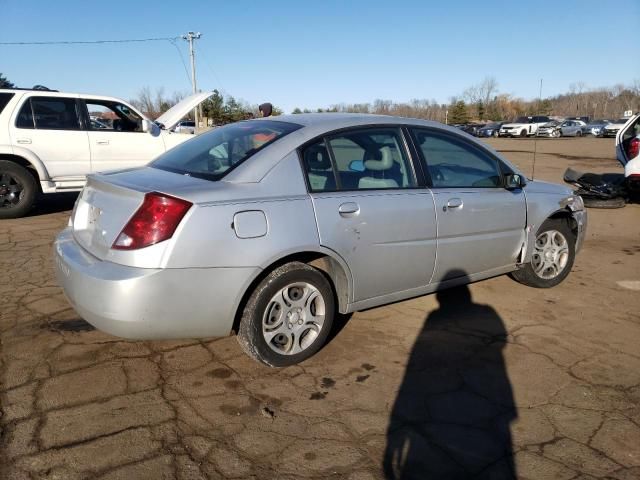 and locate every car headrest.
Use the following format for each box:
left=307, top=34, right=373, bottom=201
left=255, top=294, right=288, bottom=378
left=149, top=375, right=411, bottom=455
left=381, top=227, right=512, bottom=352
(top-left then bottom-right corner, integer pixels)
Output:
left=305, top=145, right=331, bottom=170
left=364, top=146, right=393, bottom=171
